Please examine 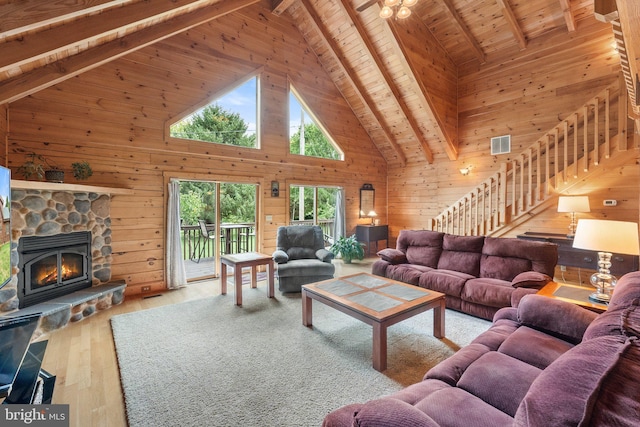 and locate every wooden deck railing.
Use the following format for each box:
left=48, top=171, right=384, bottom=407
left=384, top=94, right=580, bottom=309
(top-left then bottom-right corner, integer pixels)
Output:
left=433, top=80, right=626, bottom=236
left=181, top=223, right=256, bottom=260
left=181, top=219, right=336, bottom=260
